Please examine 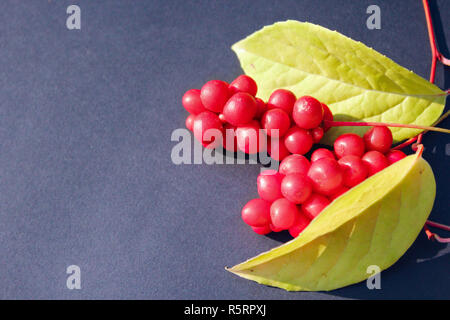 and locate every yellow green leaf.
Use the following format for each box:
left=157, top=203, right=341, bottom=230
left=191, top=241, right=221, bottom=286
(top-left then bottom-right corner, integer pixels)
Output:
left=232, top=20, right=446, bottom=144
left=227, top=151, right=436, bottom=291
